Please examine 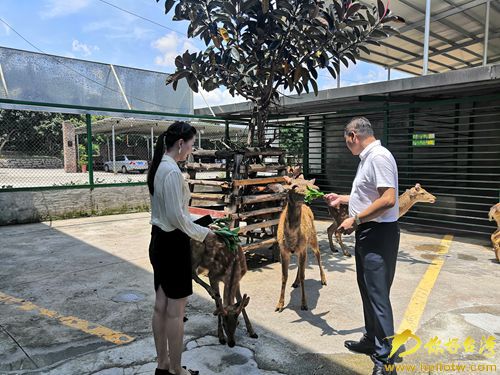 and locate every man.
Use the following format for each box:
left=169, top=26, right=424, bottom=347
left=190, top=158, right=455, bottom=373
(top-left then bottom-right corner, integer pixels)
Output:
left=325, top=117, right=400, bottom=375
